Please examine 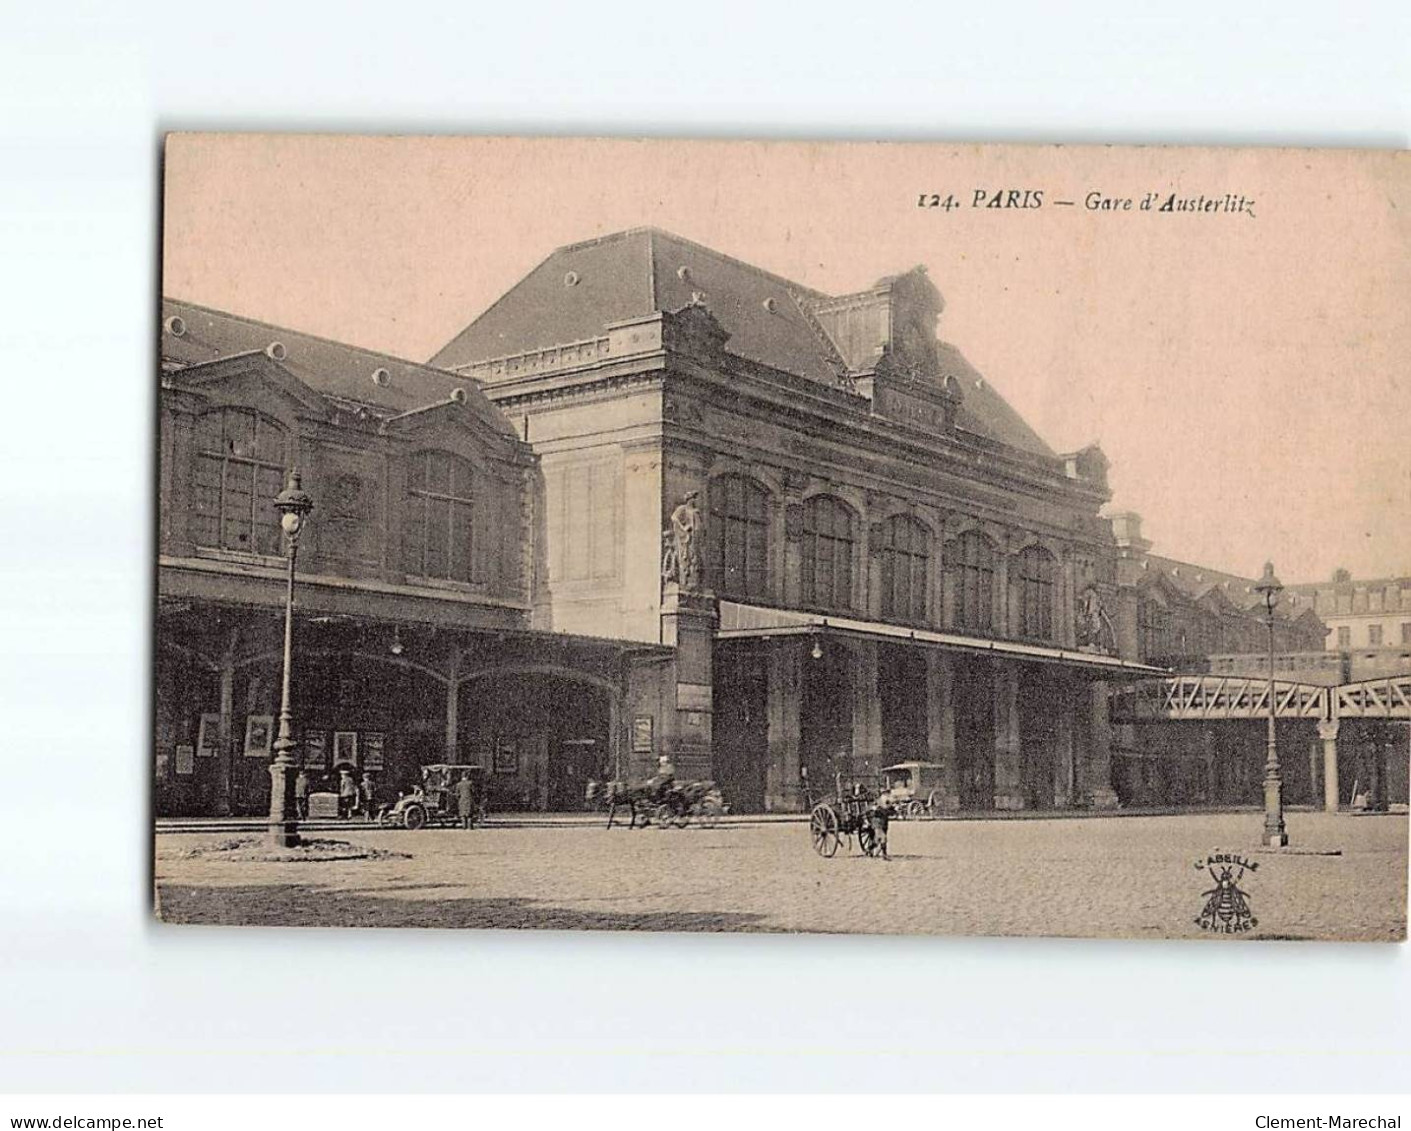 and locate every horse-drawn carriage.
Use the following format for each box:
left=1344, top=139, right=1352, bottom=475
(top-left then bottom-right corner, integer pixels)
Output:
left=809, top=771, right=892, bottom=858
left=878, top=761, right=949, bottom=819
left=380, top=763, right=487, bottom=830
left=586, top=776, right=726, bottom=829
